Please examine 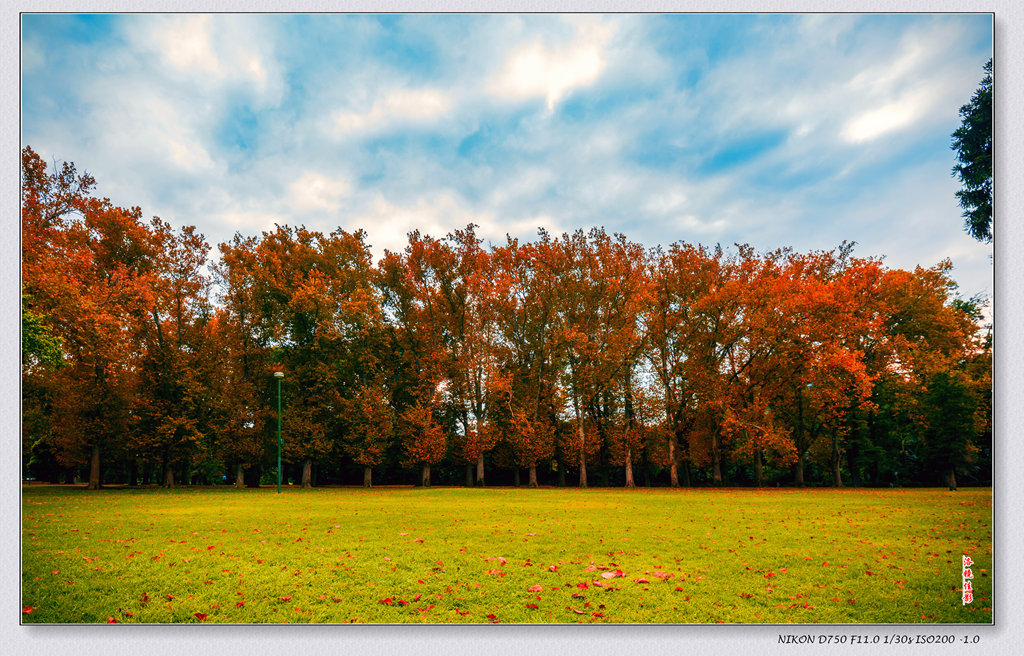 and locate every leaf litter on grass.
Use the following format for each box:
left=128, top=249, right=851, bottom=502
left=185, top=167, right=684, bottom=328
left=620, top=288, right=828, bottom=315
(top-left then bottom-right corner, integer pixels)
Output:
left=21, top=485, right=992, bottom=624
